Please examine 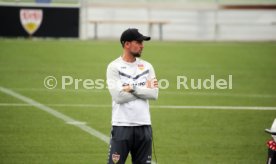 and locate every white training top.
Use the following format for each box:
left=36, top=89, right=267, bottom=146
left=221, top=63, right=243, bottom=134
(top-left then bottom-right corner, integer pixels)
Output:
left=106, top=56, right=158, bottom=126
